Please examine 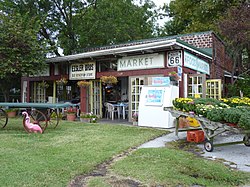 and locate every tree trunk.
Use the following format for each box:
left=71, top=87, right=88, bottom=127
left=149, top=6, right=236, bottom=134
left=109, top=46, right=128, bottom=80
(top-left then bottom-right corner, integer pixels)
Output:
left=1, top=88, right=9, bottom=102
